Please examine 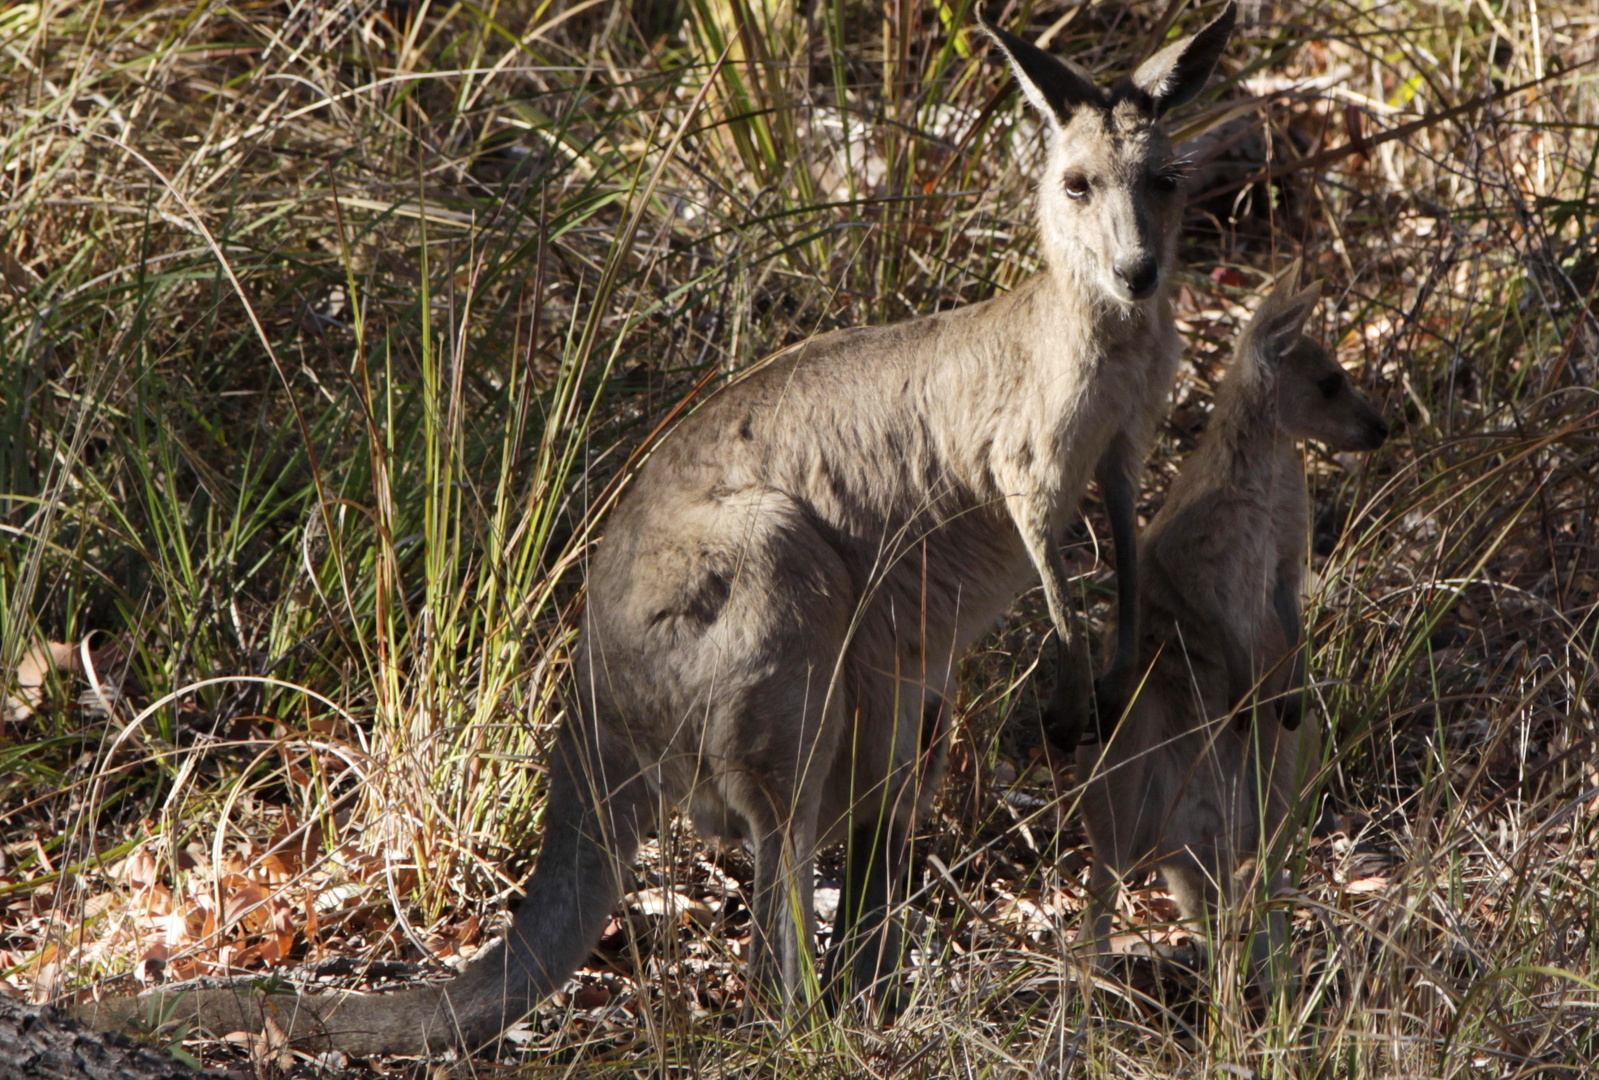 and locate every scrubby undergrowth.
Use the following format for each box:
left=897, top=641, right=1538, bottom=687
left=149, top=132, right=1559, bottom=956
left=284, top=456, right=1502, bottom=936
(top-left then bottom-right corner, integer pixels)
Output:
left=2, top=0, right=1597, bottom=1076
